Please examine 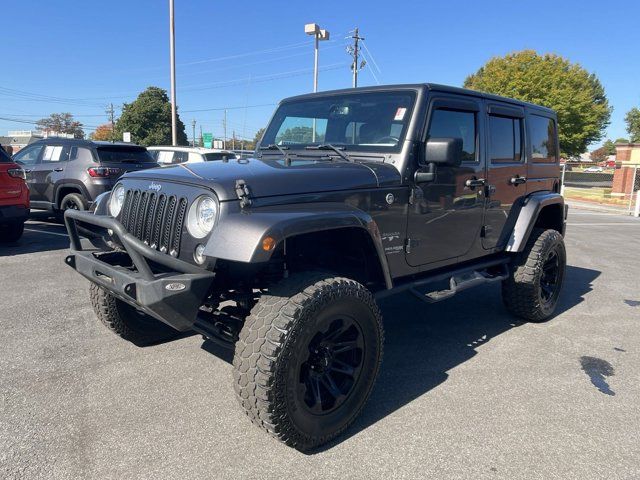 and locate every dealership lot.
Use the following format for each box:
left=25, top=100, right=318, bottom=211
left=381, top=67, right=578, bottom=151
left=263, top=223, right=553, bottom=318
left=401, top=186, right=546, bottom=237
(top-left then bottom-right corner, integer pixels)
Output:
left=1, top=210, right=639, bottom=479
